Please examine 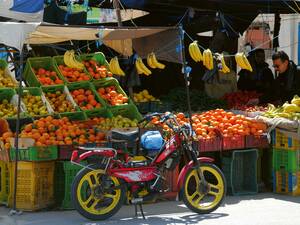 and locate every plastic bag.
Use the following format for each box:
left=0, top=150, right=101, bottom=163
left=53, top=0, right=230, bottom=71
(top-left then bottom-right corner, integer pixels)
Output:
left=141, top=131, right=164, bottom=151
